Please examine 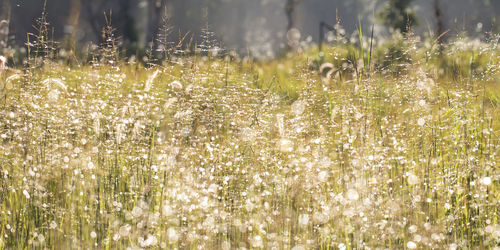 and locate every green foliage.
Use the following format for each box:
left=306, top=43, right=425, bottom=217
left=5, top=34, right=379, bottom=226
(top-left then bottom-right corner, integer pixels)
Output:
left=378, top=0, right=418, bottom=33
